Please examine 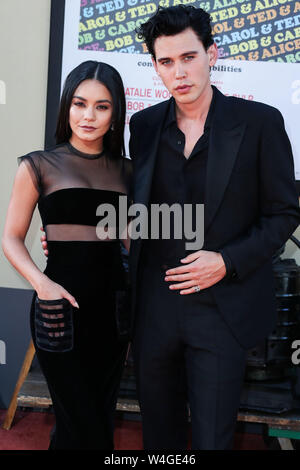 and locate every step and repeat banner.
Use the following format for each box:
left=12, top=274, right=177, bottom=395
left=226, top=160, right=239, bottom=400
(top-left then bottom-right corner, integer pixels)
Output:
left=78, top=0, right=300, bottom=62
left=50, top=0, right=300, bottom=180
